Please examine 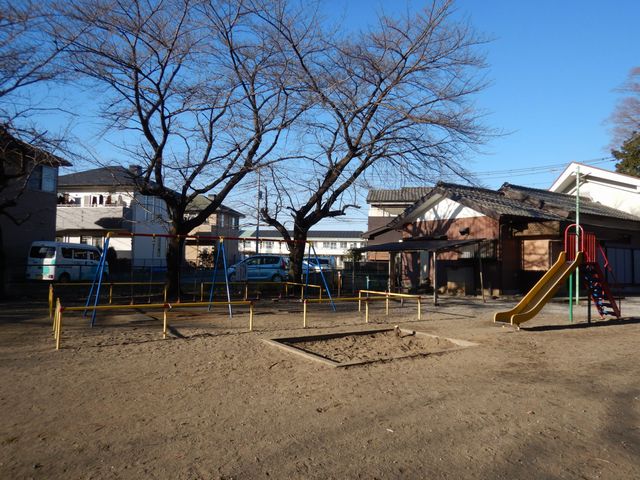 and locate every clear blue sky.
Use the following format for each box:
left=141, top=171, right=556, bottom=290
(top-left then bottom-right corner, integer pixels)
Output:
left=39, top=1, right=640, bottom=230
left=309, top=0, right=640, bottom=230
left=322, top=0, right=639, bottom=189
